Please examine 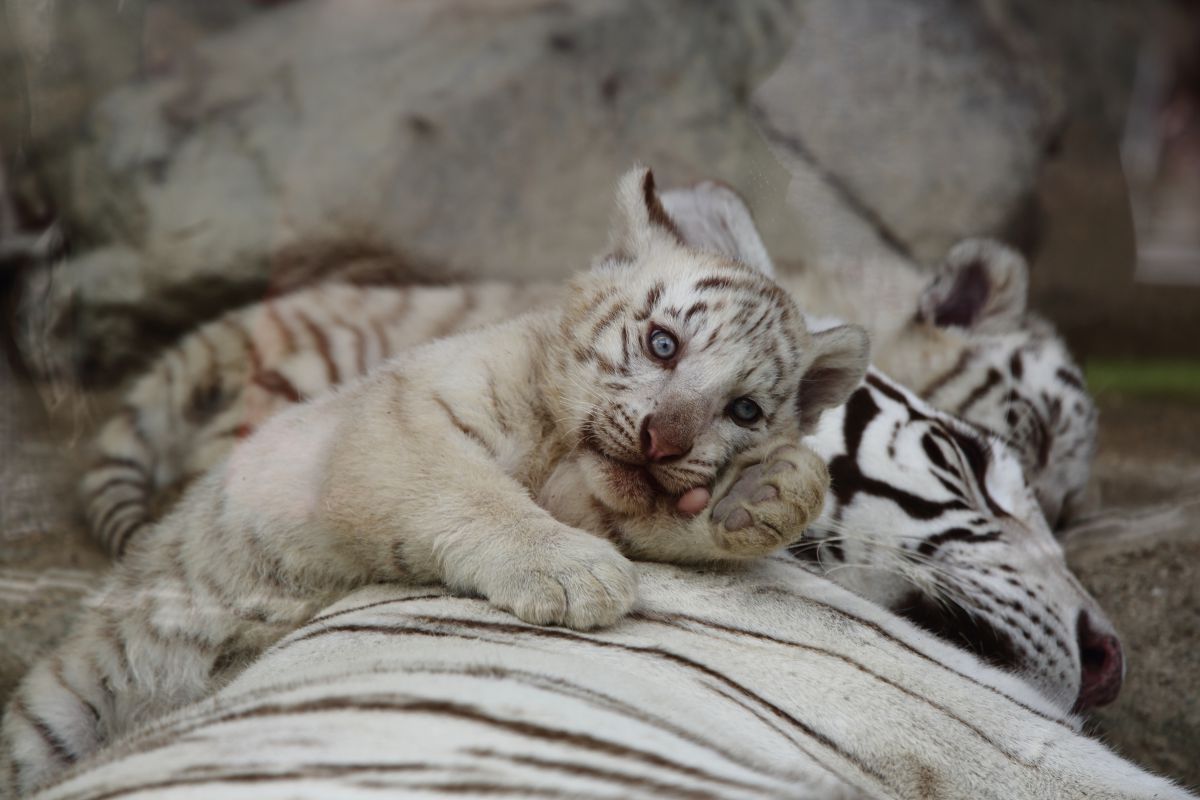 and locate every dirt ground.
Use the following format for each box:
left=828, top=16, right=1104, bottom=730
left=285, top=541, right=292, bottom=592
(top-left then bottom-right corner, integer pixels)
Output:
left=1065, top=391, right=1200, bottom=789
